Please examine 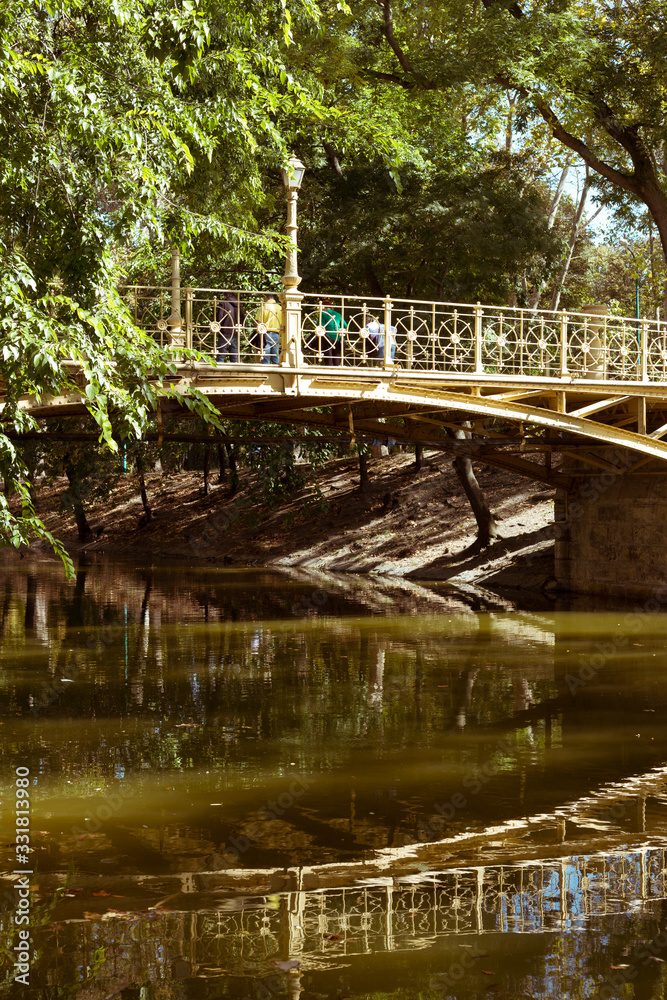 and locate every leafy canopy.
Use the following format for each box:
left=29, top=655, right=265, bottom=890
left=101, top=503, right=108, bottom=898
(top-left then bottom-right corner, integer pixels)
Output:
left=0, top=0, right=338, bottom=563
